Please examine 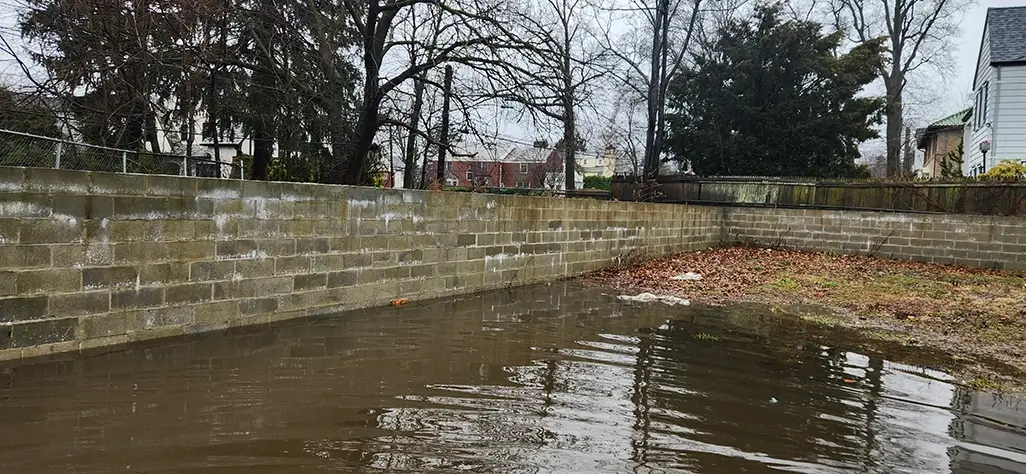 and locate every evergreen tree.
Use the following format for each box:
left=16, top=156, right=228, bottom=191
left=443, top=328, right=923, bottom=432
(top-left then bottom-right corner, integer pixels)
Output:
left=665, top=5, right=885, bottom=178
left=941, top=140, right=964, bottom=179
